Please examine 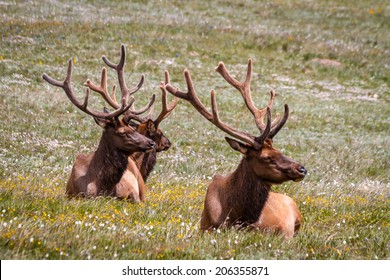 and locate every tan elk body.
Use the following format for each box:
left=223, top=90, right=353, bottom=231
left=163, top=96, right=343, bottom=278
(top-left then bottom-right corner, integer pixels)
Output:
left=165, top=60, right=307, bottom=238
left=42, top=45, right=156, bottom=202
